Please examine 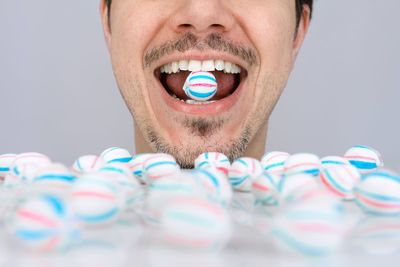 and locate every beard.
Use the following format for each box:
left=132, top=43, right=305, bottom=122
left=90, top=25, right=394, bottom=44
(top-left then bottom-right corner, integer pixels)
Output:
left=143, top=116, right=252, bottom=169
